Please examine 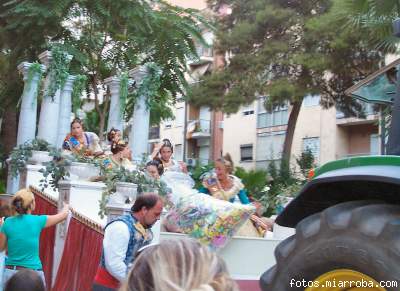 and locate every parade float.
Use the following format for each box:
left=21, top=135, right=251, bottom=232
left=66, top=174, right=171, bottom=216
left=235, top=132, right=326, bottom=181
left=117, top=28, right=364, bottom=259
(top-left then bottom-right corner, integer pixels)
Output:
left=3, top=49, right=293, bottom=291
